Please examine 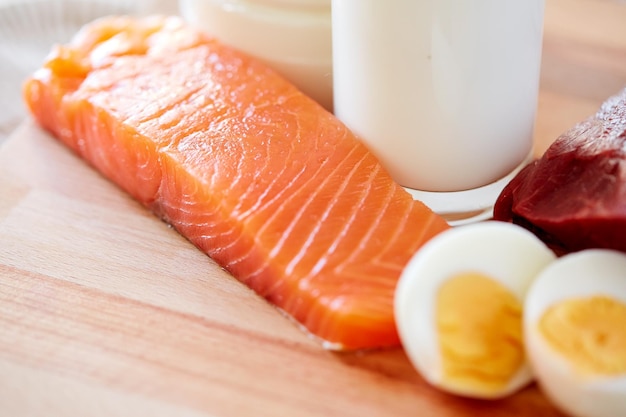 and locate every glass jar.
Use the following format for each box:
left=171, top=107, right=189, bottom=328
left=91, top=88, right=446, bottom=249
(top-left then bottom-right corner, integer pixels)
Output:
left=332, top=0, right=545, bottom=224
